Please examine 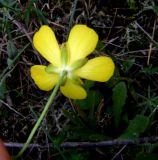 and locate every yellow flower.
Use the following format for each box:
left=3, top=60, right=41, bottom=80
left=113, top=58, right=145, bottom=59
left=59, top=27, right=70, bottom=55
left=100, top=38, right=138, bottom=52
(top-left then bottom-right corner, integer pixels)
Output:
left=31, top=25, right=115, bottom=99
